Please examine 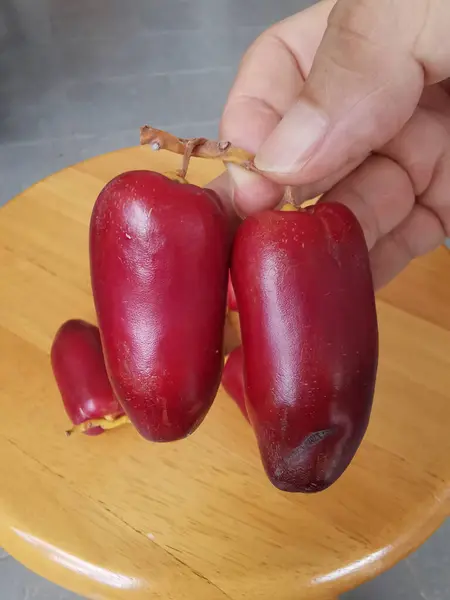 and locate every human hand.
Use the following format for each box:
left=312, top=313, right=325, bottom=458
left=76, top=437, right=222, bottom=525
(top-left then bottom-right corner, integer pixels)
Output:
left=215, top=0, right=450, bottom=288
